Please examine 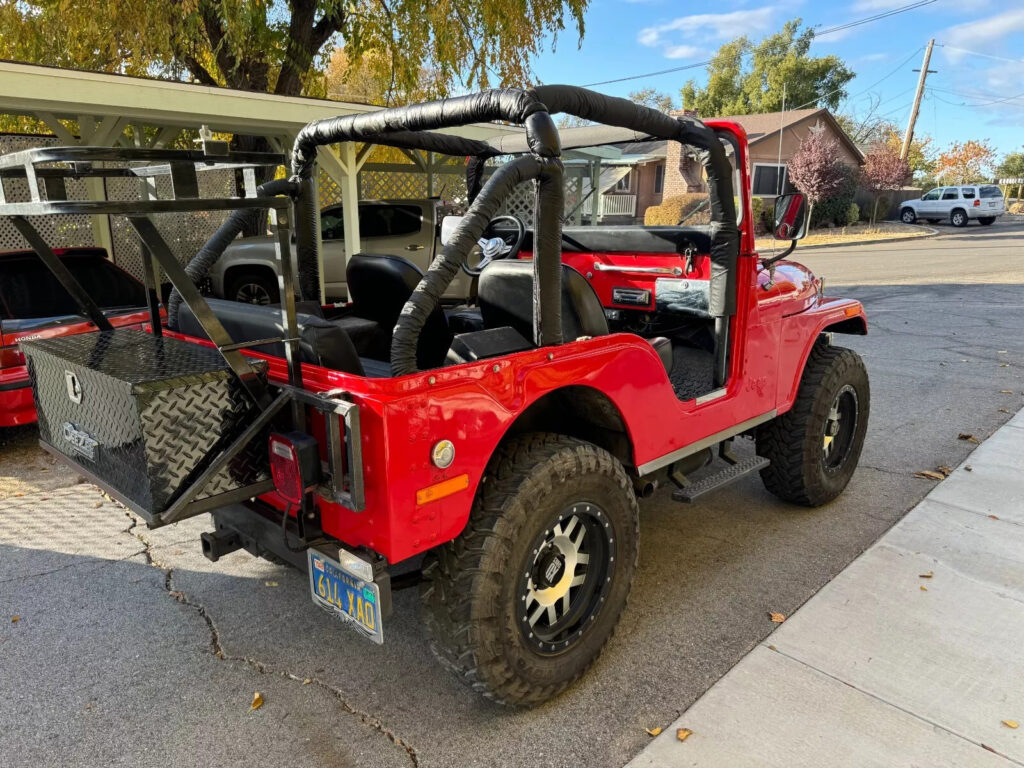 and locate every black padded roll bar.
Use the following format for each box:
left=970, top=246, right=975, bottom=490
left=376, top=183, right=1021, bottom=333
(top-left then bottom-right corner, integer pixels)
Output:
left=530, top=86, right=739, bottom=321
left=390, top=154, right=564, bottom=376
left=289, top=89, right=561, bottom=305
